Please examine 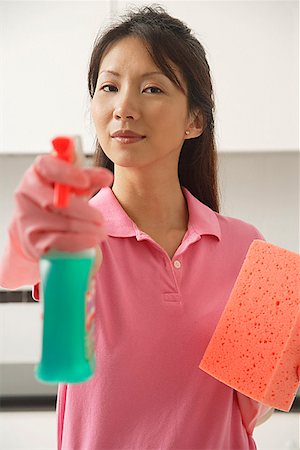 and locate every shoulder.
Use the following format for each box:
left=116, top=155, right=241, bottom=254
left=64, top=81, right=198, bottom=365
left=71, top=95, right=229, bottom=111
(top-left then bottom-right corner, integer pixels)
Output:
left=183, top=188, right=264, bottom=246
left=212, top=211, right=265, bottom=265
left=215, top=211, right=265, bottom=242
